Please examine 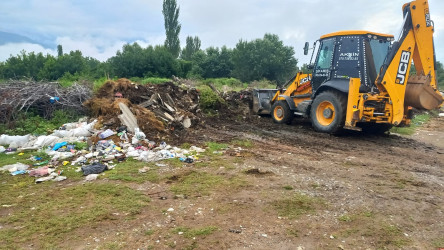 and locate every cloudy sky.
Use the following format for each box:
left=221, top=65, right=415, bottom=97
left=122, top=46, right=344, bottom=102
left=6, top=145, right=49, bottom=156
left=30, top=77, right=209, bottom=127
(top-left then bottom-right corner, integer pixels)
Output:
left=0, top=0, right=443, bottom=65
